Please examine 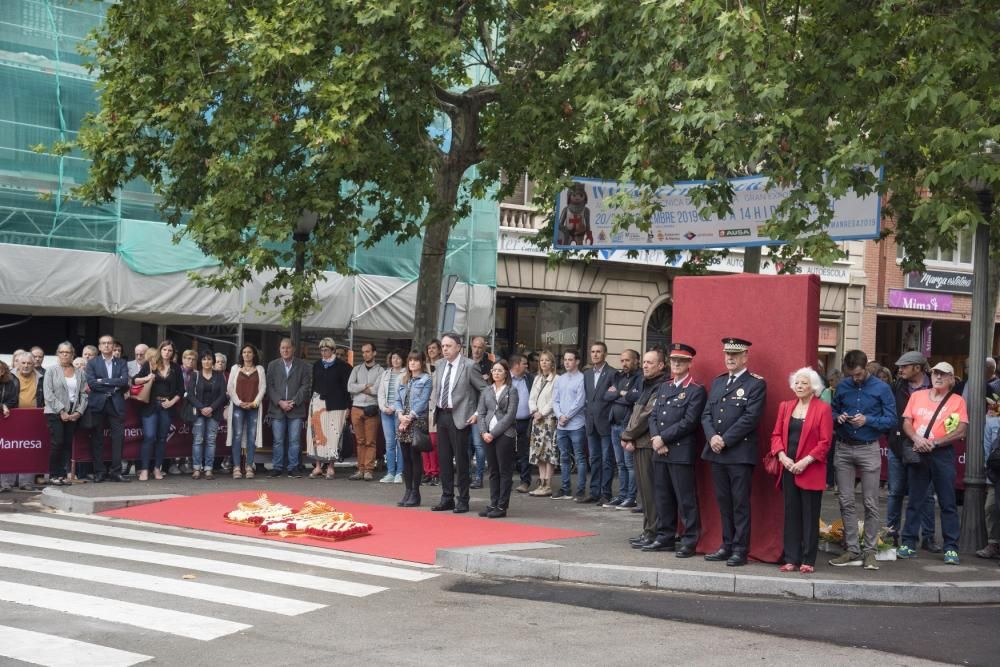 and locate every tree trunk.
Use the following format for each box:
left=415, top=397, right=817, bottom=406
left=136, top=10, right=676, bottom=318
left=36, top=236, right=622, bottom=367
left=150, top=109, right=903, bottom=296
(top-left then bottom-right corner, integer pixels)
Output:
left=743, top=246, right=762, bottom=273
left=412, top=162, right=464, bottom=348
